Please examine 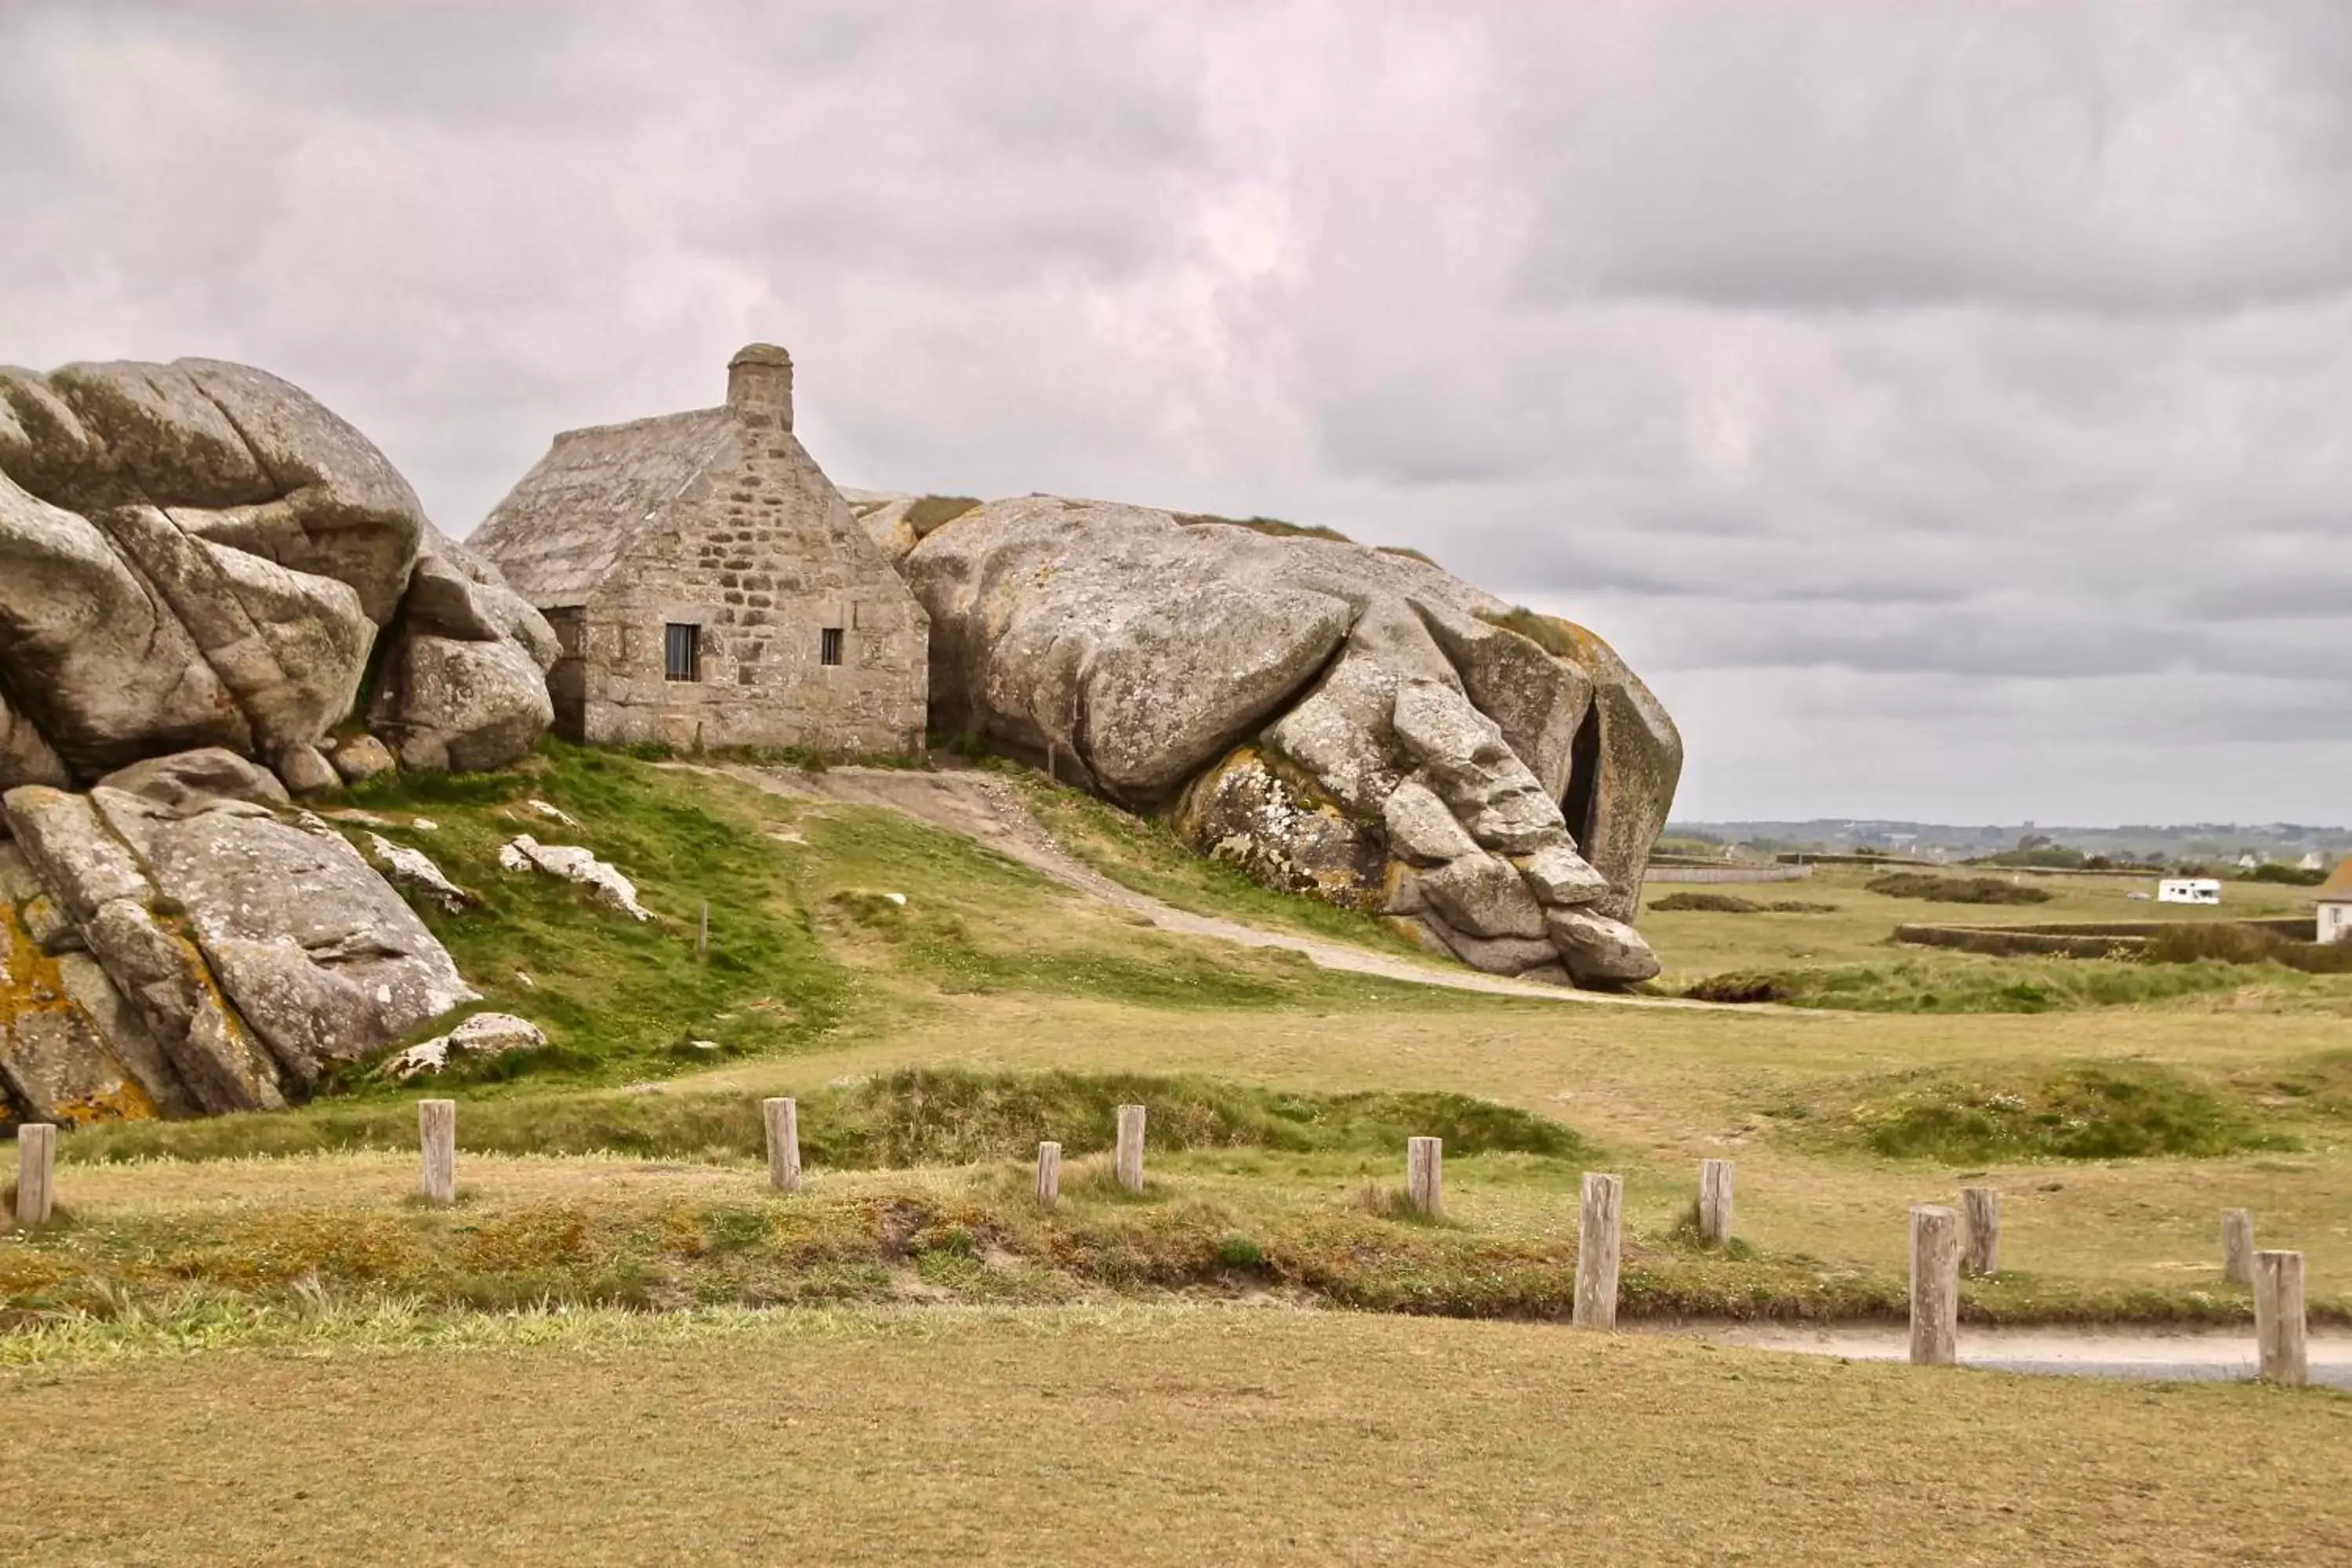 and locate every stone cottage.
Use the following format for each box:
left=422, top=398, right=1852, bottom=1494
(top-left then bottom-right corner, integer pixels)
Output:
left=470, top=346, right=928, bottom=755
